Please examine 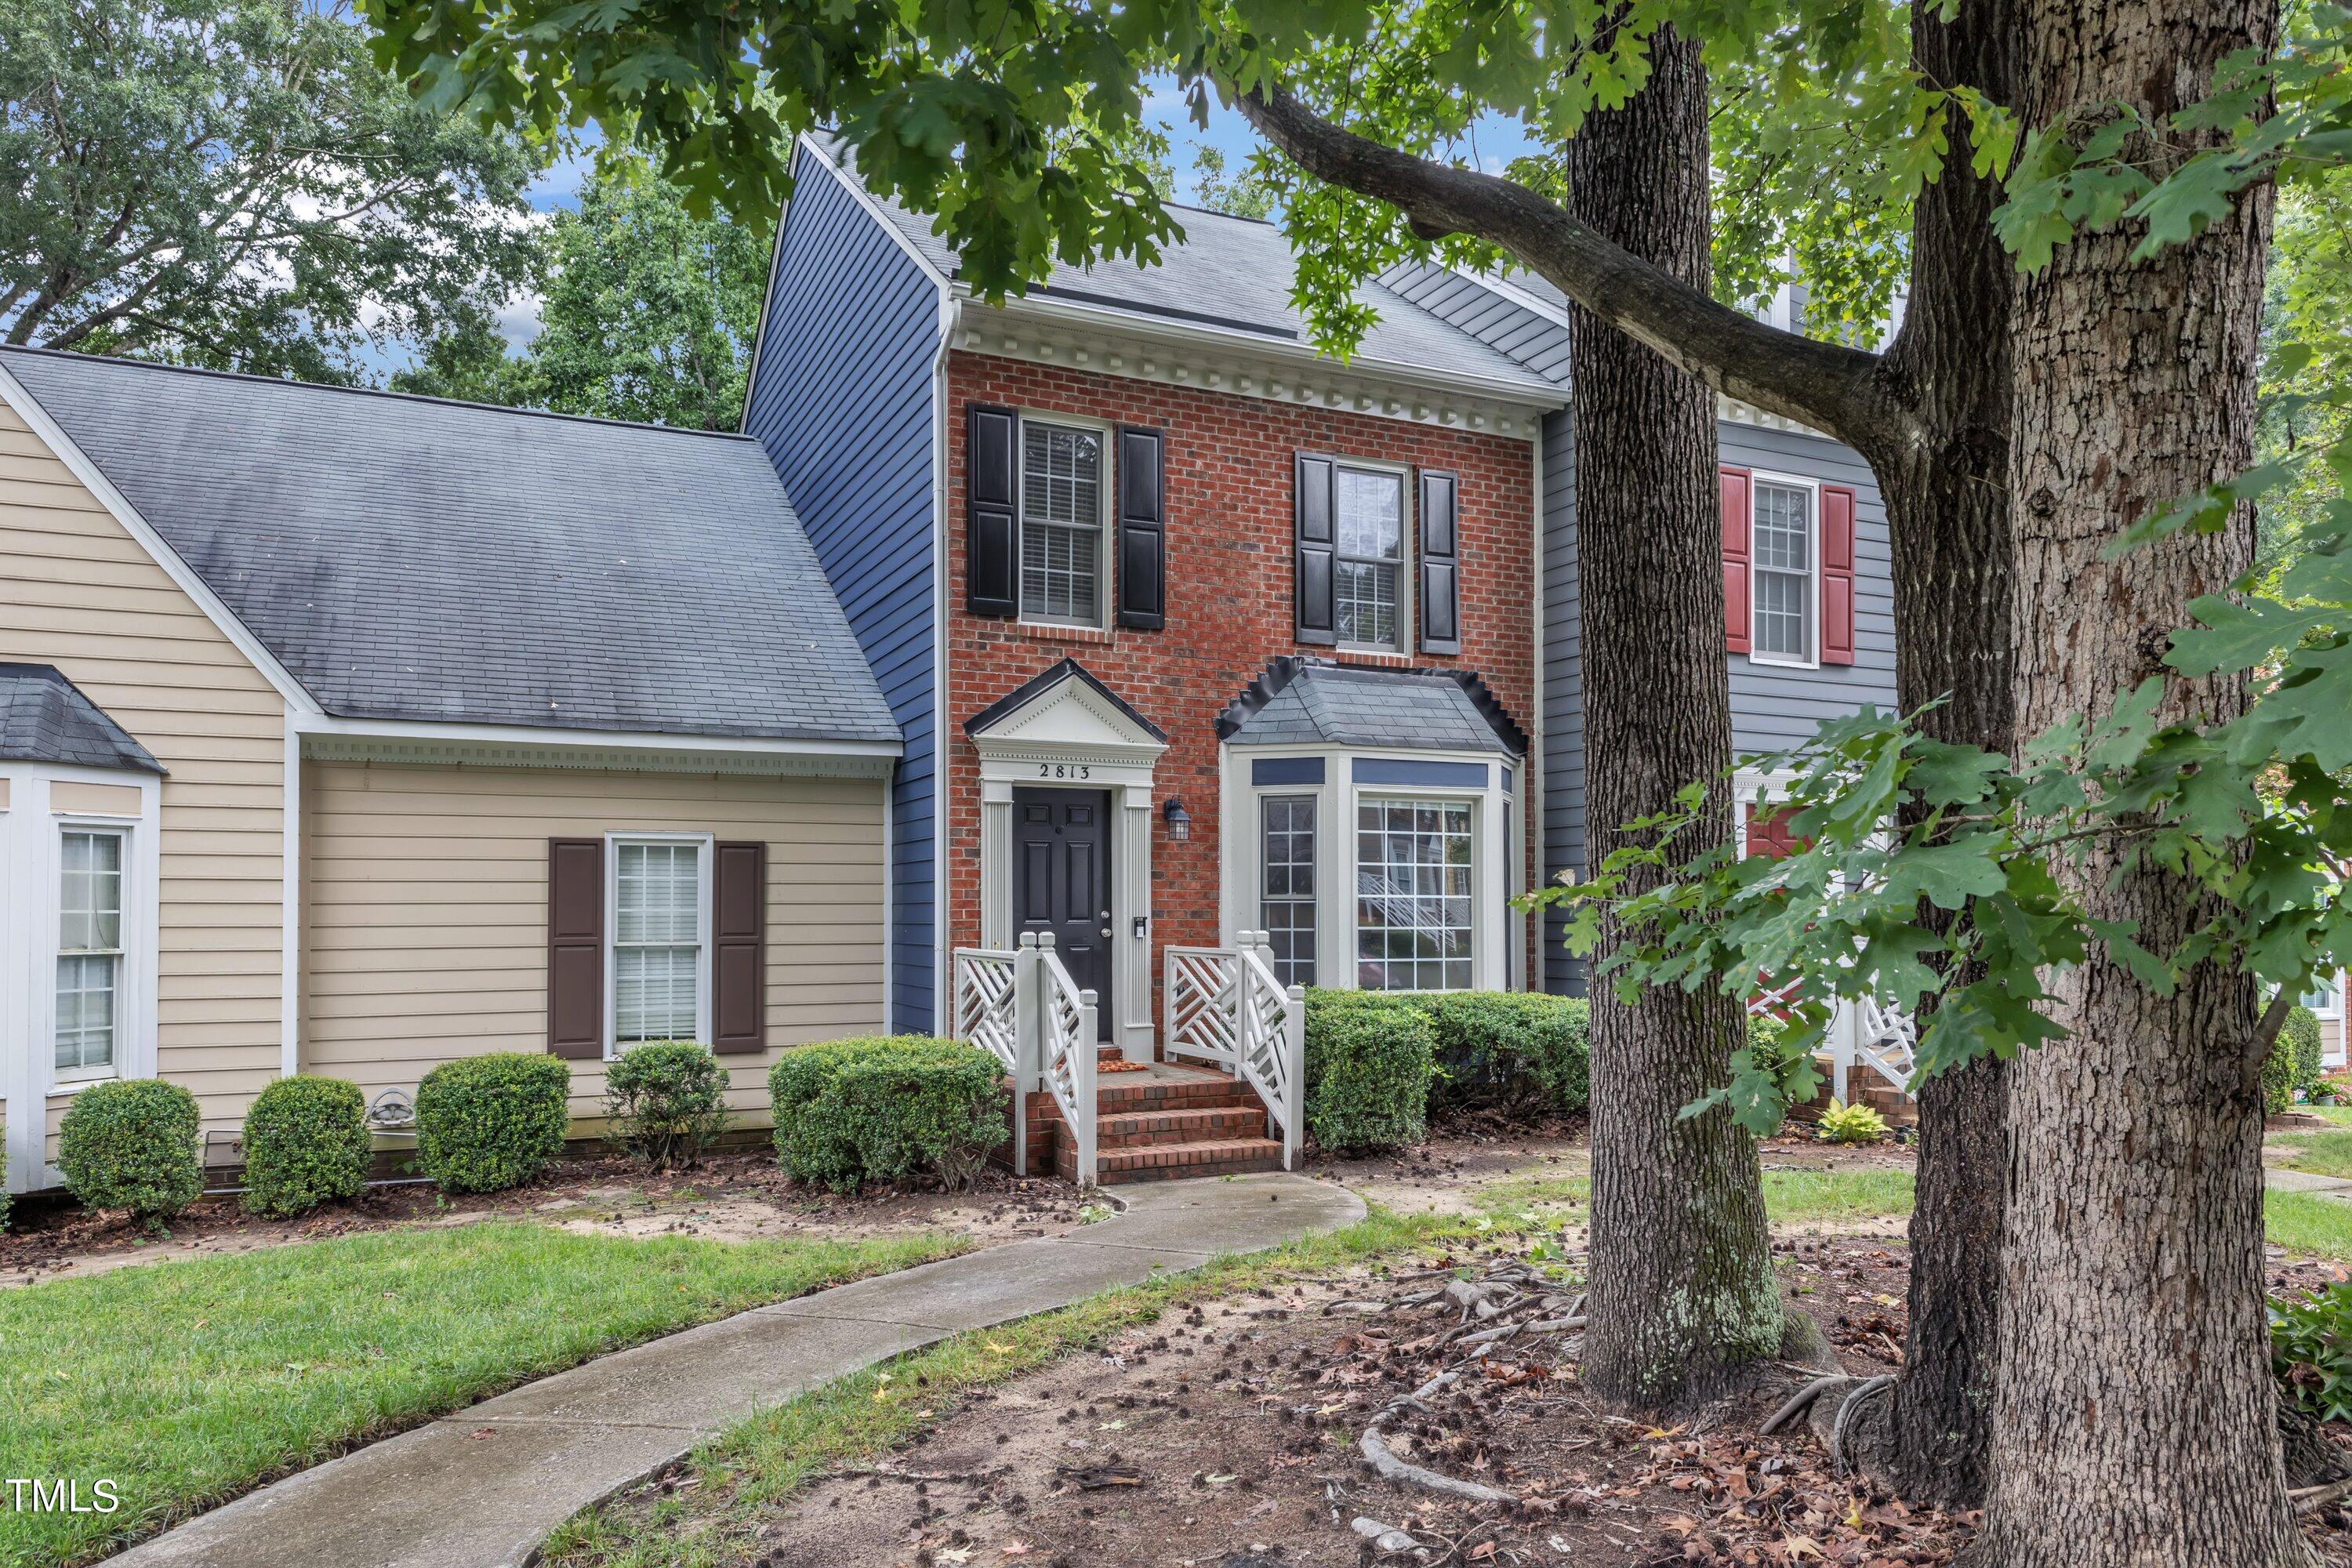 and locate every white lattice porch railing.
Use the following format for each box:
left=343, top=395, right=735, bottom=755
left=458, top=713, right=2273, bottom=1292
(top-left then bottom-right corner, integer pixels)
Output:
left=1164, top=946, right=1241, bottom=1069
left=1164, top=934, right=1305, bottom=1170
left=1032, top=933, right=1098, bottom=1189
left=1744, top=979, right=1916, bottom=1101
left=953, top=946, right=1026, bottom=1174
